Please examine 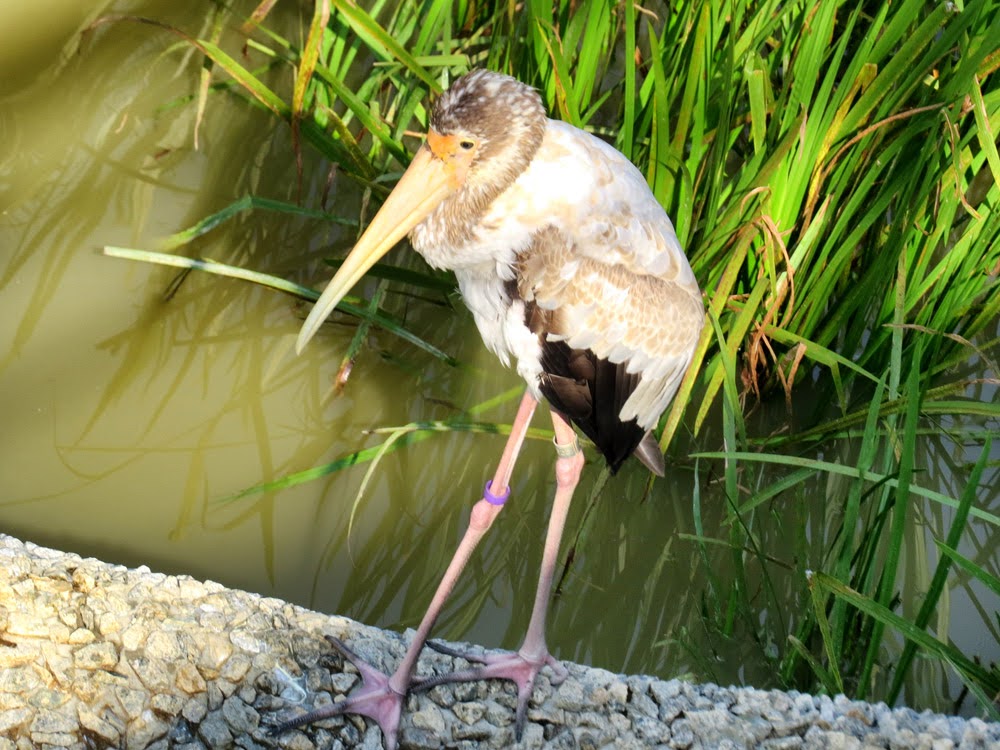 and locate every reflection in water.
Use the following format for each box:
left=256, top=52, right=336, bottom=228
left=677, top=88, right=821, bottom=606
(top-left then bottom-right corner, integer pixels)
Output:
left=0, top=0, right=997, bottom=718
